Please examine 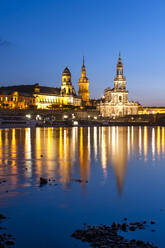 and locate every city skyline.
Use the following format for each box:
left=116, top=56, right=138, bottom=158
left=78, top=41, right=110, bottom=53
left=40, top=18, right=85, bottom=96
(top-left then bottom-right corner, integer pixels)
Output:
left=0, top=0, right=165, bottom=106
